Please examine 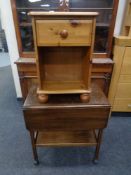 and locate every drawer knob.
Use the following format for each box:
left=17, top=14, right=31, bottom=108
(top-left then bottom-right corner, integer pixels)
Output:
left=60, top=29, right=68, bottom=39
left=71, top=20, right=80, bottom=26
left=128, top=104, right=131, bottom=107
